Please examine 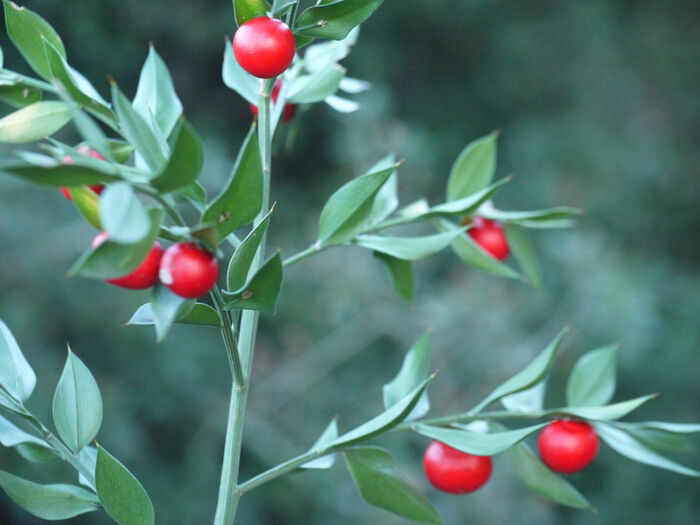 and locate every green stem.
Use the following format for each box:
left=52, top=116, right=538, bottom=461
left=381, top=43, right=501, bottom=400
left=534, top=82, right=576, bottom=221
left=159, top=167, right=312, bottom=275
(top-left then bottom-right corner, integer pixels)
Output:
left=282, top=242, right=322, bottom=267
left=213, top=77, right=276, bottom=525
left=137, top=186, right=187, bottom=226
left=211, top=287, right=245, bottom=388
